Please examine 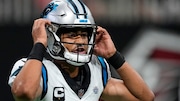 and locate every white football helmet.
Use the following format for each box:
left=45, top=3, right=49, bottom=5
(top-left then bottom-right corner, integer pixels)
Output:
left=41, top=0, right=97, bottom=66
